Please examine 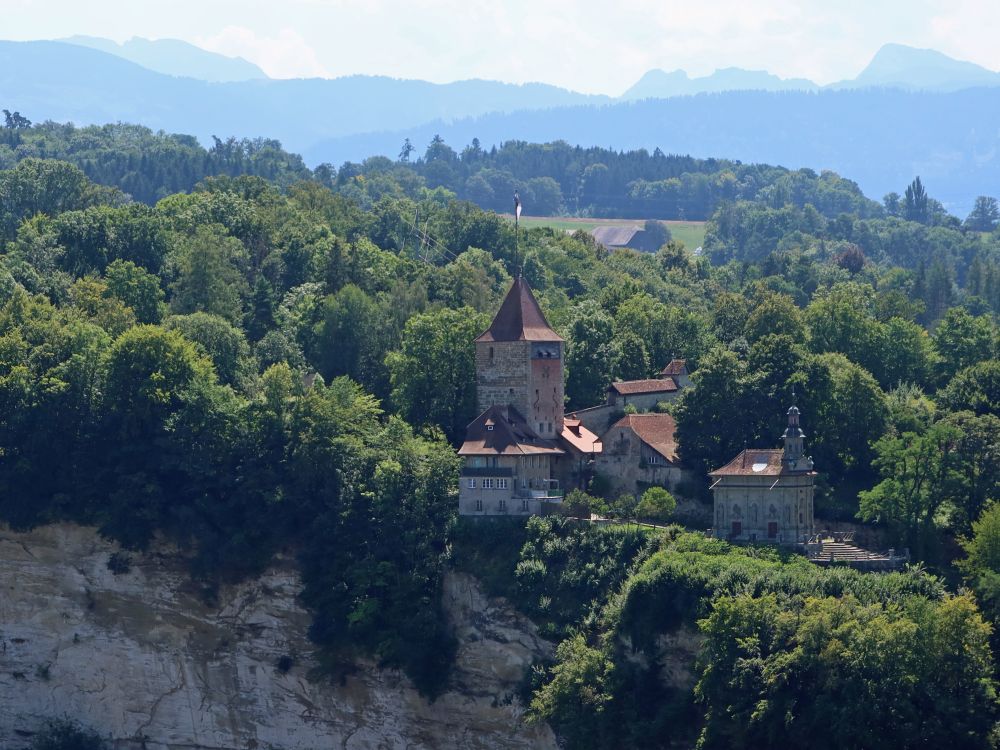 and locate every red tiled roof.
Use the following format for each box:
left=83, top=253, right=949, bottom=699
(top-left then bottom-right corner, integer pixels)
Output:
left=708, top=448, right=816, bottom=477
left=458, top=405, right=565, bottom=456
left=475, top=277, right=563, bottom=343
left=560, top=418, right=602, bottom=455
left=609, top=378, right=678, bottom=396
left=661, top=359, right=687, bottom=377
left=608, top=413, right=678, bottom=463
